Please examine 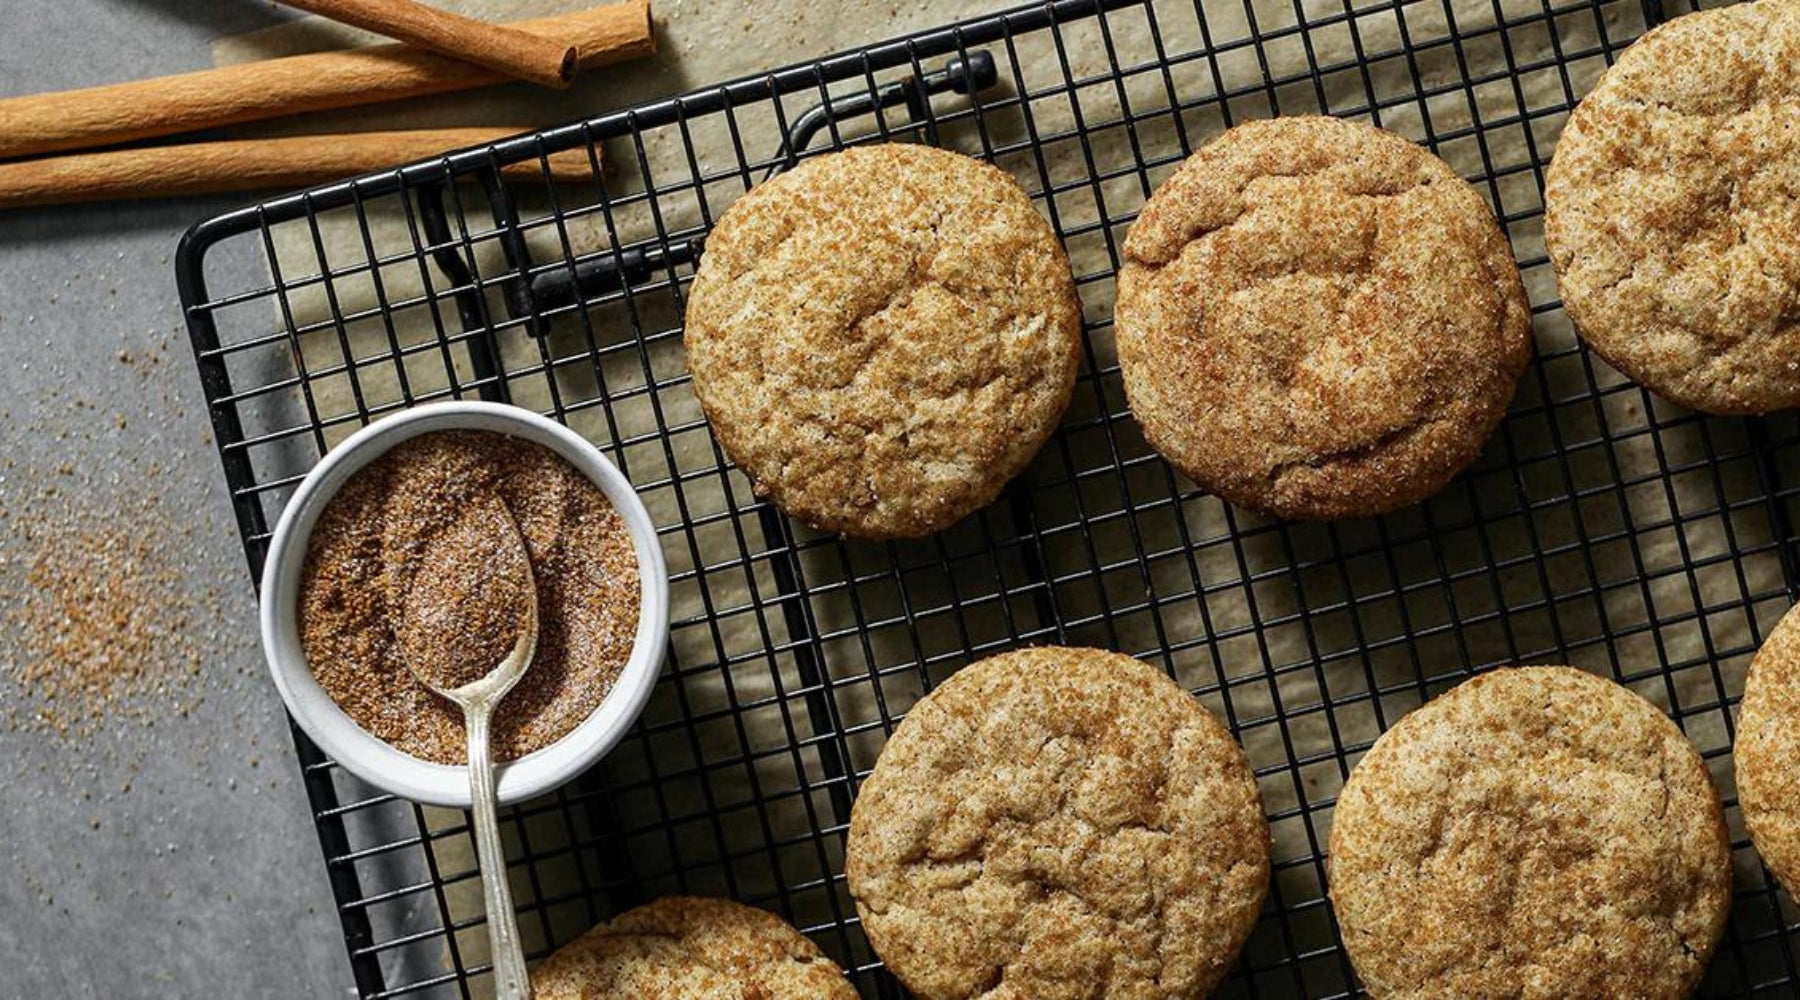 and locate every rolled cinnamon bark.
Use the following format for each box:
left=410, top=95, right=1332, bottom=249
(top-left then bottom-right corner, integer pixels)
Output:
left=0, top=0, right=652, bottom=161
left=278, top=0, right=577, bottom=89
left=0, top=129, right=602, bottom=209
